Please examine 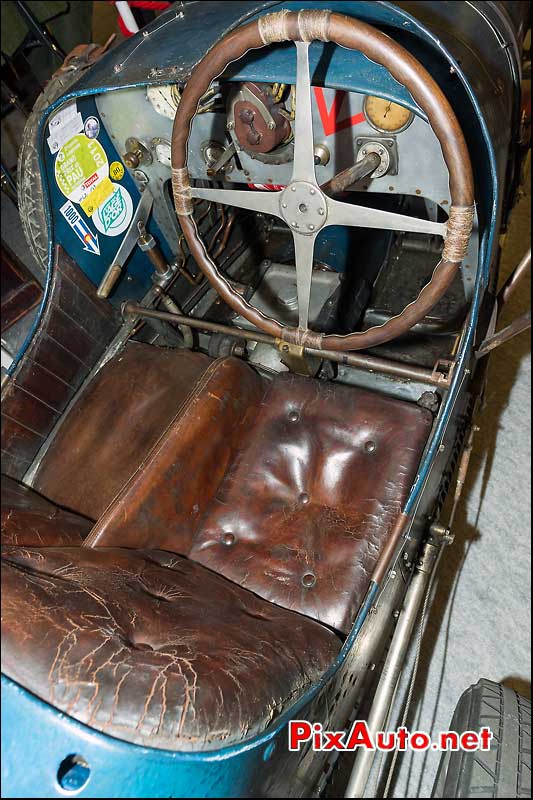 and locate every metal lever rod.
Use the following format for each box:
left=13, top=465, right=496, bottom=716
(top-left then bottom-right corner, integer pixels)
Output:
left=96, top=189, right=154, bottom=299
